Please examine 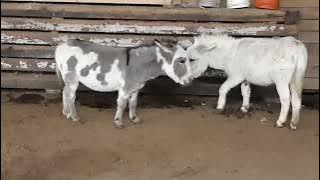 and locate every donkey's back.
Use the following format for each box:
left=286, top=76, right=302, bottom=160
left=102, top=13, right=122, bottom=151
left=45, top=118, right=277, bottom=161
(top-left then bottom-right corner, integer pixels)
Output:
left=55, top=39, right=128, bottom=92
left=235, top=36, right=308, bottom=87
